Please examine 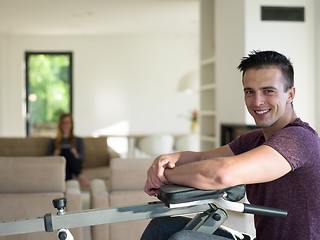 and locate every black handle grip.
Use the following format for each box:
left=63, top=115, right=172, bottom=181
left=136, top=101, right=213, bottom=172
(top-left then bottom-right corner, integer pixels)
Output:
left=243, top=203, right=287, bottom=218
